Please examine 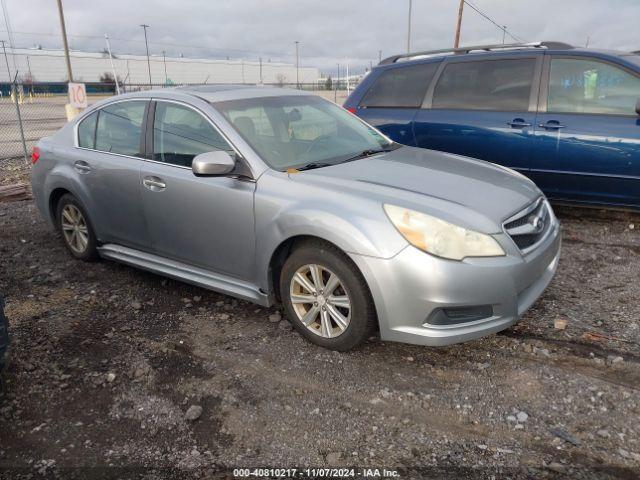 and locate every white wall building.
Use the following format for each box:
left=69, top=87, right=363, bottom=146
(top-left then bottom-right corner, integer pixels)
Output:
left=4, top=48, right=320, bottom=85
